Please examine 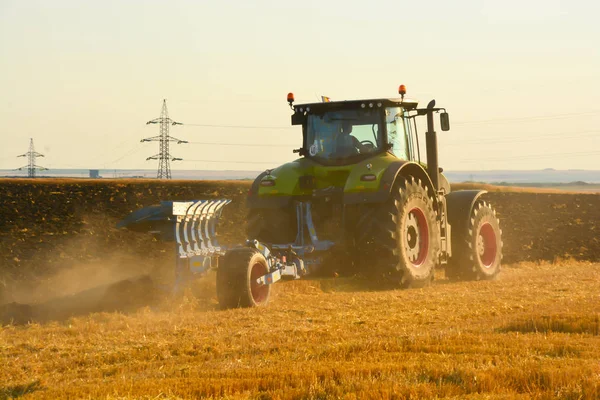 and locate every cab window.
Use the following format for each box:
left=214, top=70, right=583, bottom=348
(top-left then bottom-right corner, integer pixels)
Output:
left=385, top=107, right=409, bottom=160
left=306, top=109, right=383, bottom=163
